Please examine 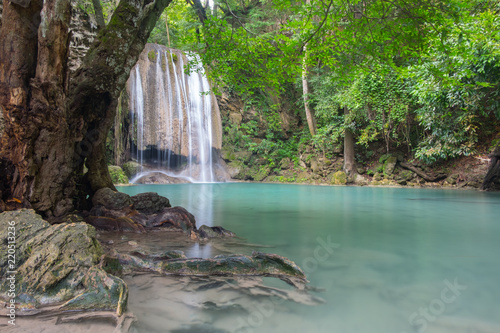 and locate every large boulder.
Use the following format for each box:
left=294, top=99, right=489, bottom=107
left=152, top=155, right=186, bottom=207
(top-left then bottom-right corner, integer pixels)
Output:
left=131, top=192, right=171, bottom=214
left=87, top=188, right=196, bottom=234
left=330, top=171, right=347, bottom=185
left=0, top=209, right=127, bottom=315
left=108, top=165, right=129, bottom=184
left=92, top=187, right=132, bottom=210
left=383, top=155, right=398, bottom=175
